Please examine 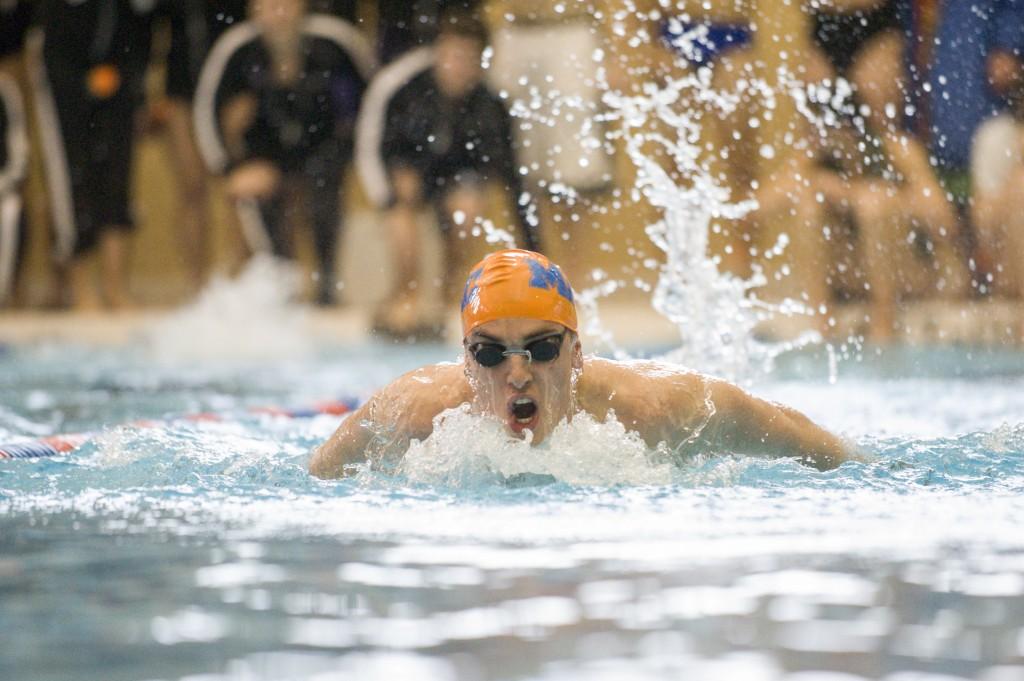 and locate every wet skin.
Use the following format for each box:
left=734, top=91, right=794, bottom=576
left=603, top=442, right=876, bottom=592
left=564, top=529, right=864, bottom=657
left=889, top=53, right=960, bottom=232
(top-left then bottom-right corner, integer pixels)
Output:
left=309, top=318, right=852, bottom=478
left=463, top=319, right=583, bottom=445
